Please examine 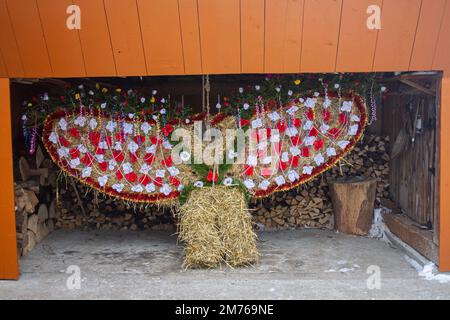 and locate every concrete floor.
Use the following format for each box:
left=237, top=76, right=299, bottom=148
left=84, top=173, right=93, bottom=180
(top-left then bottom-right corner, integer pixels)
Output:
left=1, top=229, right=449, bottom=300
